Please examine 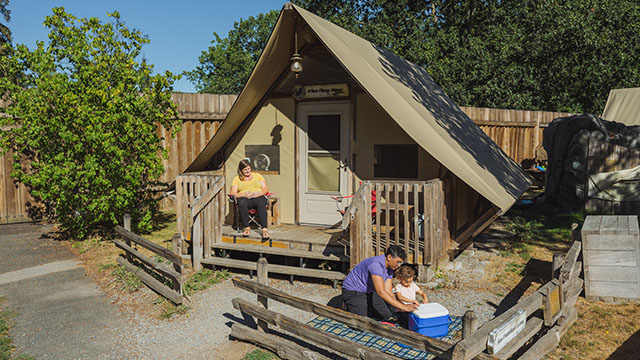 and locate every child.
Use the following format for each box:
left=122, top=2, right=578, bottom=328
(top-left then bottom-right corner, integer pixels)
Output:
left=394, top=265, right=428, bottom=305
